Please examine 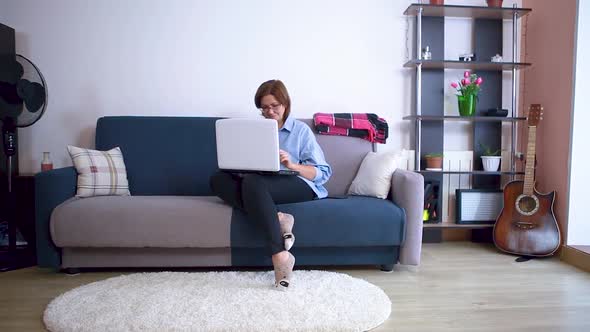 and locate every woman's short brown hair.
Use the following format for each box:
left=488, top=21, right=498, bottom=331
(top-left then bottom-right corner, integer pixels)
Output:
left=254, top=80, right=291, bottom=120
